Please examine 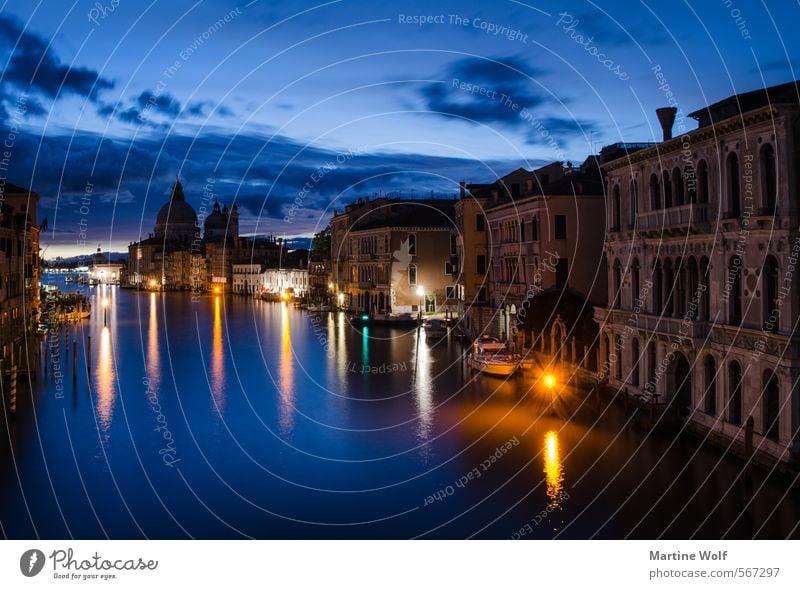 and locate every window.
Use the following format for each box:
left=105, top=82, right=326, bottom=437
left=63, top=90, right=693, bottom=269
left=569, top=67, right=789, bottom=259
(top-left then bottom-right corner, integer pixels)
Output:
left=555, top=258, right=568, bottom=288
left=704, top=355, right=717, bottom=415
left=762, top=370, right=780, bottom=441
left=408, top=233, right=416, bottom=256
left=444, top=261, right=455, bottom=275
left=476, top=214, right=485, bottom=231
left=520, top=220, right=525, bottom=242
left=408, top=264, right=417, bottom=285
left=445, top=286, right=456, bottom=299
left=631, top=259, right=640, bottom=303
left=729, top=255, right=742, bottom=324
left=727, top=152, right=740, bottom=217
left=650, top=173, right=661, bottom=209
left=629, top=180, right=638, bottom=226
left=554, top=215, right=567, bottom=239
left=630, top=338, right=640, bottom=386
left=476, top=286, right=487, bottom=303
left=476, top=254, right=486, bottom=275
left=672, top=167, right=684, bottom=206
left=531, top=217, right=538, bottom=240
left=761, top=144, right=777, bottom=212
left=662, top=170, right=672, bottom=208
left=764, top=255, right=779, bottom=332
left=612, top=185, right=621, bottom=230
left=728, top=361, right=743, bottom=425
left=613, top=259, right=622, bottom=309
left=450, top=233, right=457, bottom=255
left=697, top=160, right=709, bottom=204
